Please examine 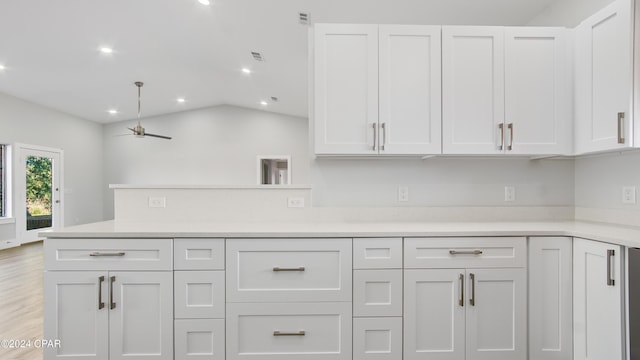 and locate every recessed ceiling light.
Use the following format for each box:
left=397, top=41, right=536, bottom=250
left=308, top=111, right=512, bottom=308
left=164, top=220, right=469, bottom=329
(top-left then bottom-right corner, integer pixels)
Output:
left=198, top=0, right=210, bottom=5
left=0, top=64, right=5, bottom=70
left=260, top=101, right=268, bottom=106
left=100, top=47, right=113, bottom=54
left=241, top=68, right=252, bottom=74
left=107, top=109, right=118, bottom=115
left=177, top=98, right=186, bottom=103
